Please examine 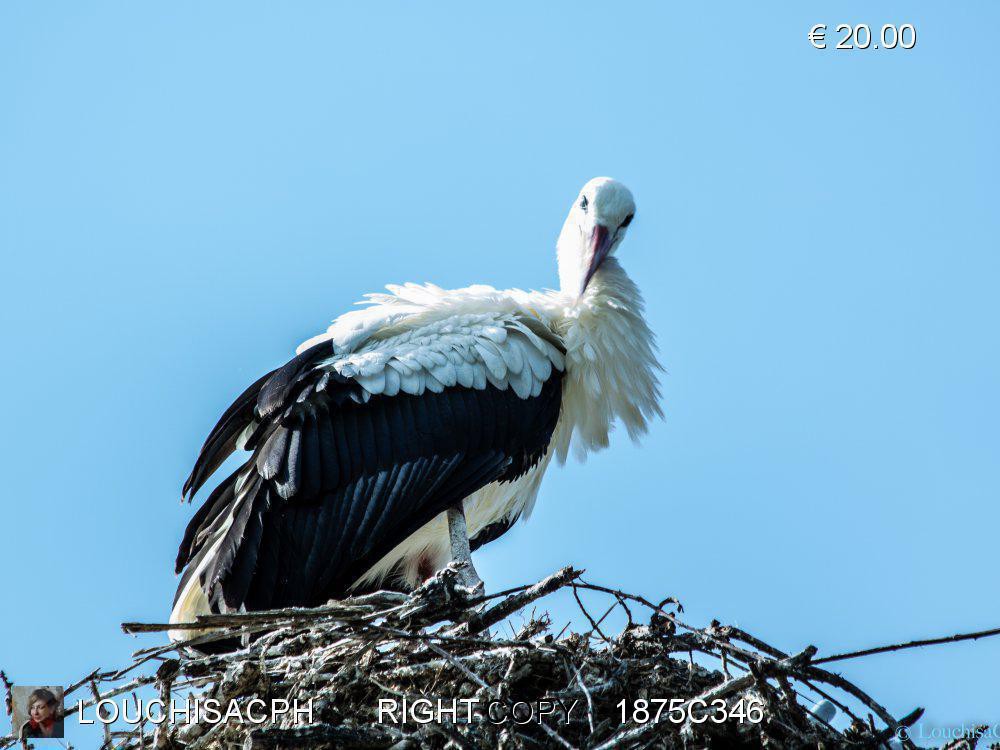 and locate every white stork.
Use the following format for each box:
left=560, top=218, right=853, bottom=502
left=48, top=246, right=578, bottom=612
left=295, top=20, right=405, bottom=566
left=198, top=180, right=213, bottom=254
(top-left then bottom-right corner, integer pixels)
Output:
left=171, top=177, right=662, bottom=638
